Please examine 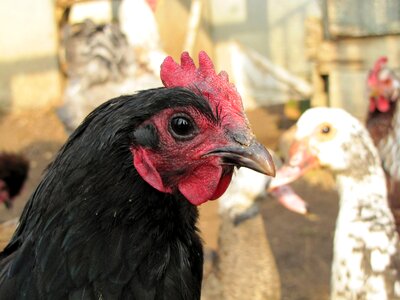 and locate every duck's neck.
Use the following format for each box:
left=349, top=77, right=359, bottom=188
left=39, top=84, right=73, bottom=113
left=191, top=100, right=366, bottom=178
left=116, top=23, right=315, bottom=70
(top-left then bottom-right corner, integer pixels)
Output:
left=331, top=167, right=400, bottom=299
left=336, top=164, right=387, bottom=208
